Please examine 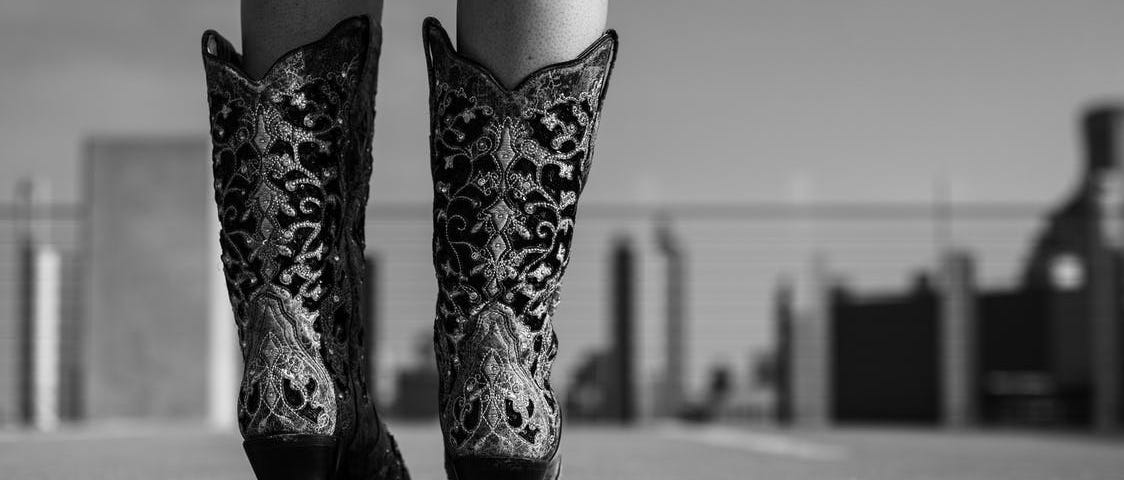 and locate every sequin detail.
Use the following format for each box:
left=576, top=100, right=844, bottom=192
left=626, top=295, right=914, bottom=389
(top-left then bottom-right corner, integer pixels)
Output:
left=424, top=17, right=618, bottom=463
left=203, top=17, right=410, bottom=480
